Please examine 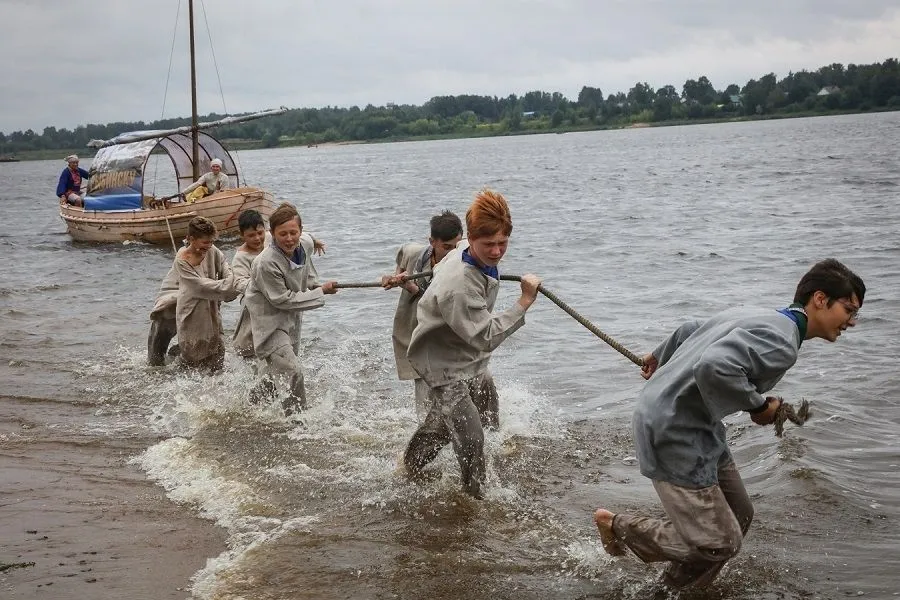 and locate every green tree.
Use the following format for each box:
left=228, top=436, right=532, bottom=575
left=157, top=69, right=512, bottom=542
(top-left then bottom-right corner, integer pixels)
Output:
left=653, top=85, right=680, bottom=121
left=682, top=76, right=717, bottom=105
left=551, top=109, right=565, bottom=127
left=627, top=82, right=656, bottom=111
left=577, top=86, right=604, bottom=109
